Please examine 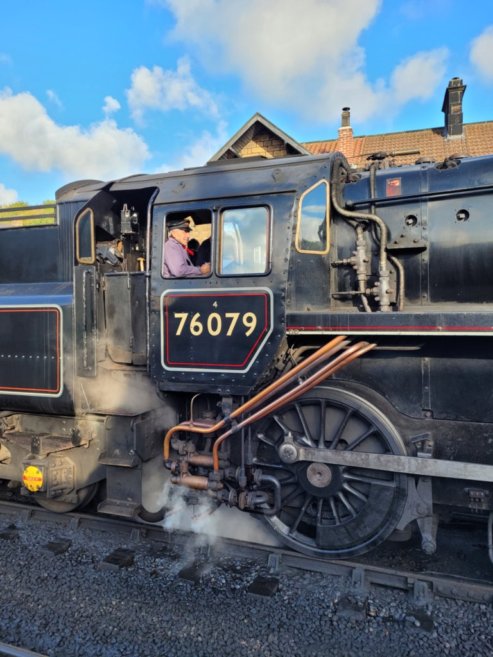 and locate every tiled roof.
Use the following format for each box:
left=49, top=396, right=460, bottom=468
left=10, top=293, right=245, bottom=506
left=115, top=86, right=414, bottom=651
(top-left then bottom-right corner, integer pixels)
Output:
left=303, top=121, right=493, bottom=168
